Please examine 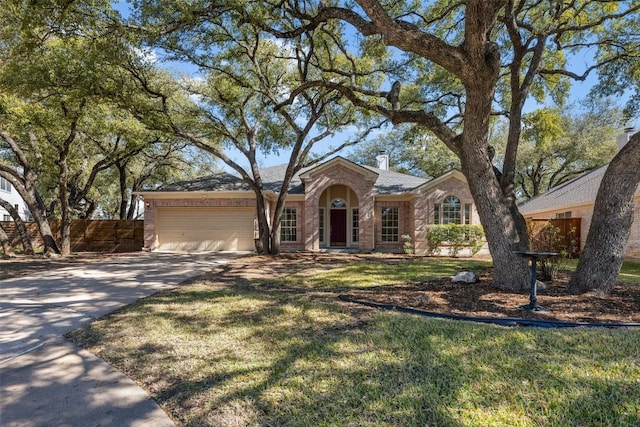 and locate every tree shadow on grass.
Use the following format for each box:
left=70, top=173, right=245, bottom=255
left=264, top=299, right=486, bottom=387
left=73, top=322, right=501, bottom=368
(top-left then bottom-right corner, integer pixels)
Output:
left=69, top=257, right=640, bottom=426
